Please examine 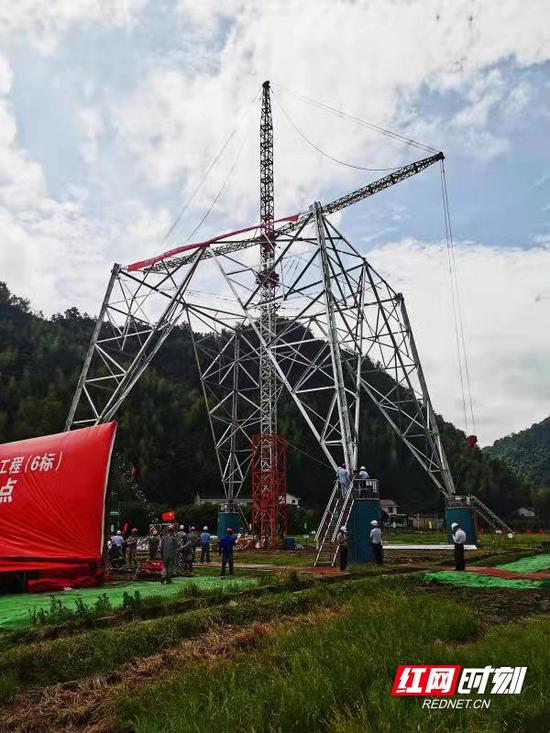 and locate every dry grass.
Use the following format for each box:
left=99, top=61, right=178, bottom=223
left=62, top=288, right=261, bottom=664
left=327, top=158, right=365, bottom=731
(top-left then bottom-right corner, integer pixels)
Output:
left=0, top=608, right=341, bottom=733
